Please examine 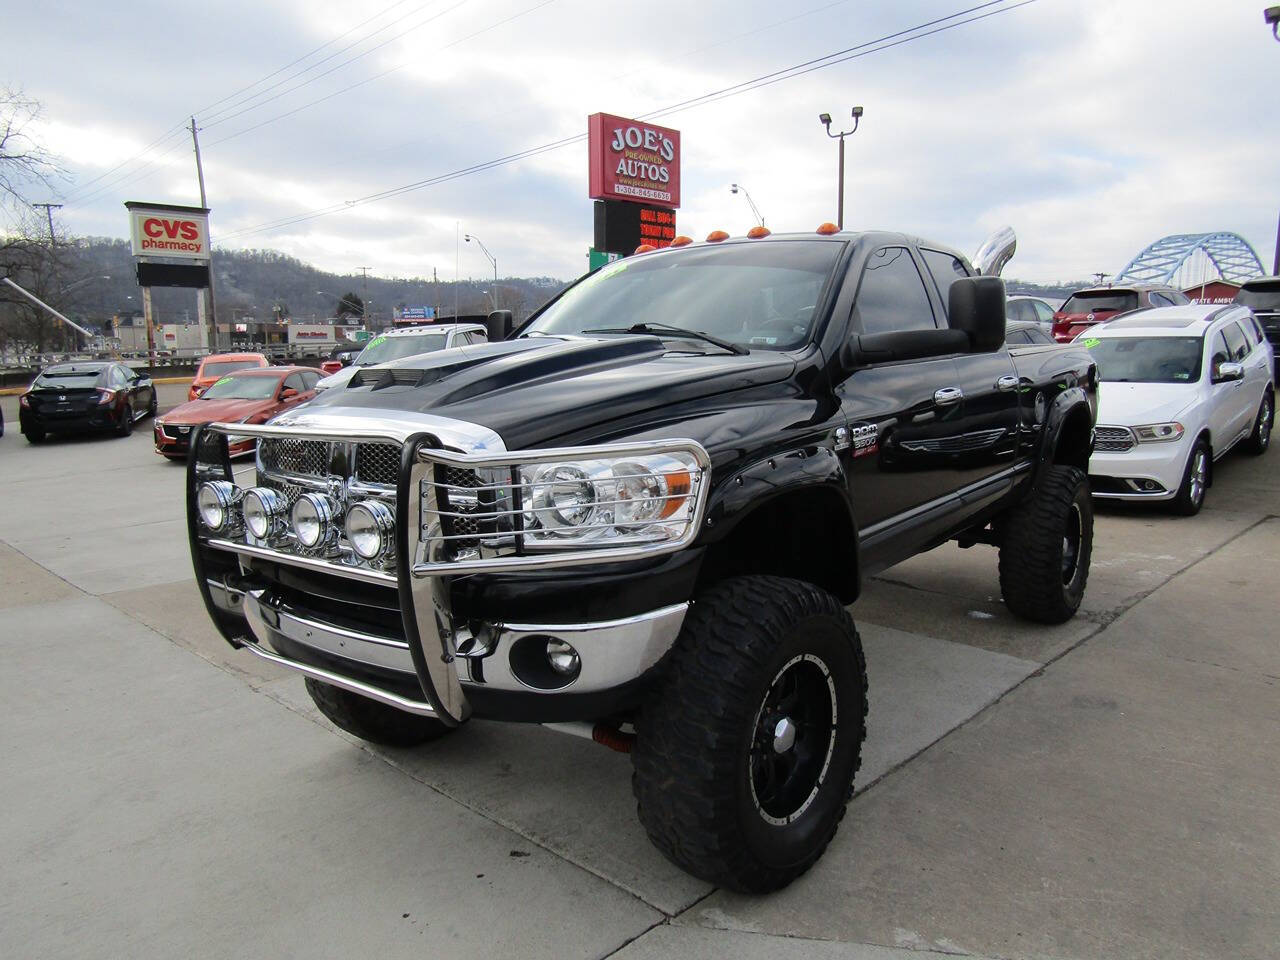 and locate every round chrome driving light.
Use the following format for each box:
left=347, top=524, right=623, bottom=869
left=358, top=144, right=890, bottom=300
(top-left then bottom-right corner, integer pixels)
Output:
left=291, top=493, right=339, bottom=549
left=344, top=500, right=395, bottom=560
left=546, top=639, right=581, bottom=677
left=197, top=481, right=240, bottom=532
left=242, top=487, right=287, bottom=540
